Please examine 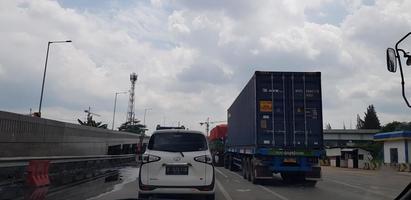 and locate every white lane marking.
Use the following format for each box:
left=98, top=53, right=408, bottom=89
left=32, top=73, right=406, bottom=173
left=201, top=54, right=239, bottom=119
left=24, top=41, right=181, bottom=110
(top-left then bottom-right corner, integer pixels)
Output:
left=325, top=178, right=394, bottom=199
left=236, top=189, right=251, bottom=192
left=216, top=179, right=233, bottom=200
left=258, top=185, right=289, bottom=200
left=215, top=167, right=228, bottom=178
